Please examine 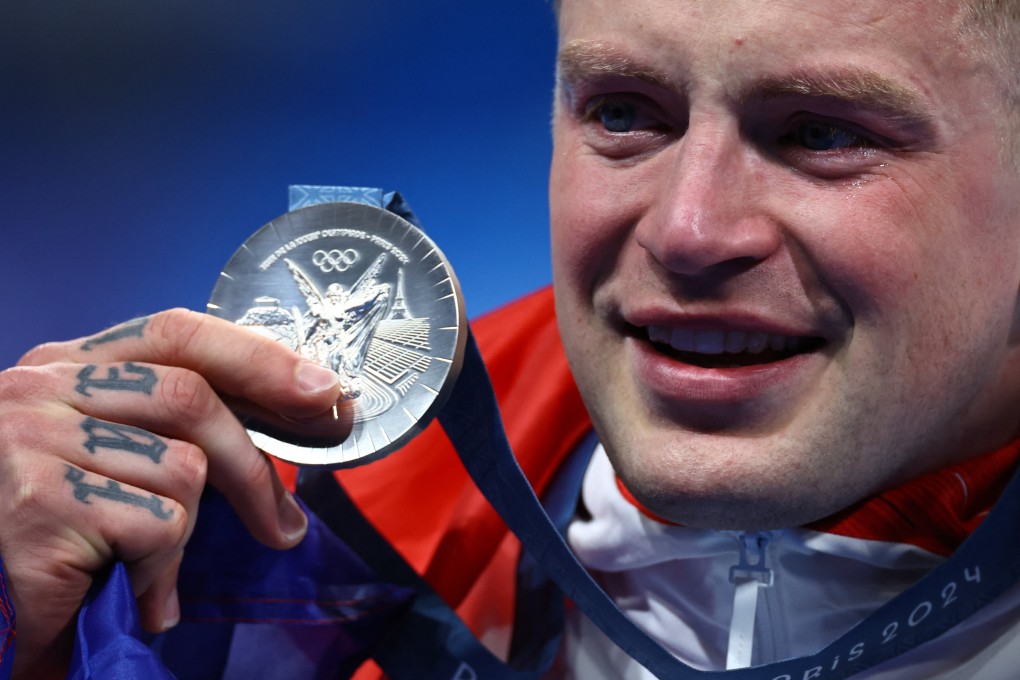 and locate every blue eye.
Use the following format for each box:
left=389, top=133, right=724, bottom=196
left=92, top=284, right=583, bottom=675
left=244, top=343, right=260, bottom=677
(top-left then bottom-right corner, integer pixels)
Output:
left=795, top=121, right=864, bottom=150
left=595, top=100, right=637, bottom=132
